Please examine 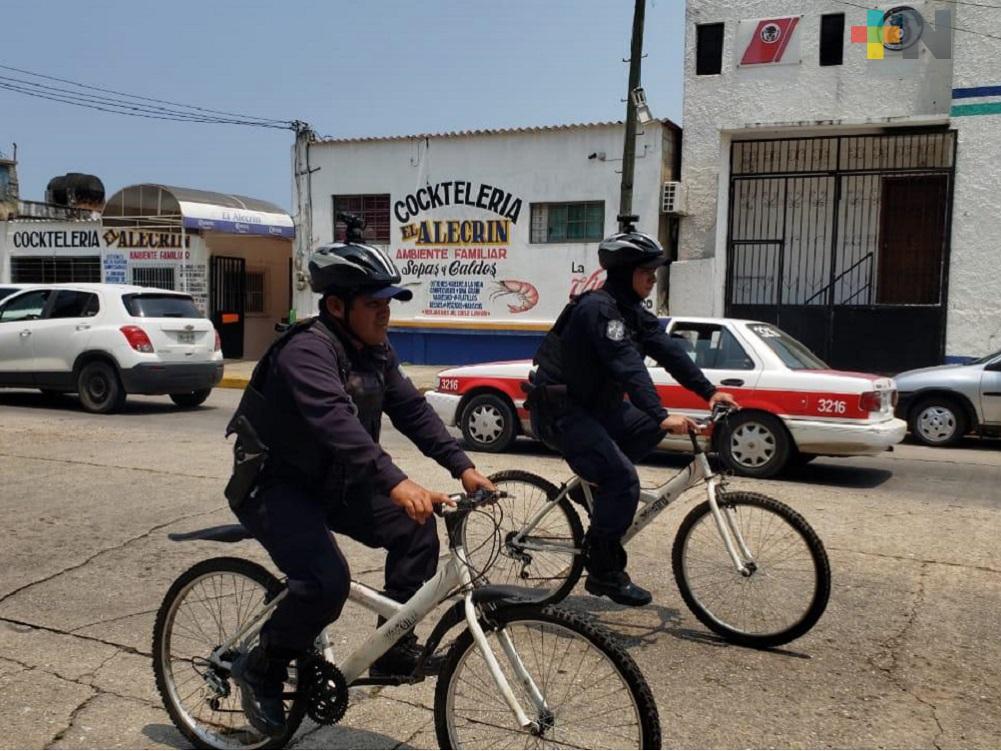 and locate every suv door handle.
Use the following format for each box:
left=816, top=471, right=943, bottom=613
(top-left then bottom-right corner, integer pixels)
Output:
left=19, top=329, right=31, bottom=338
left=720, top=378, right=744, bottom=387
left=76, top=324, right=91, bottom=331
